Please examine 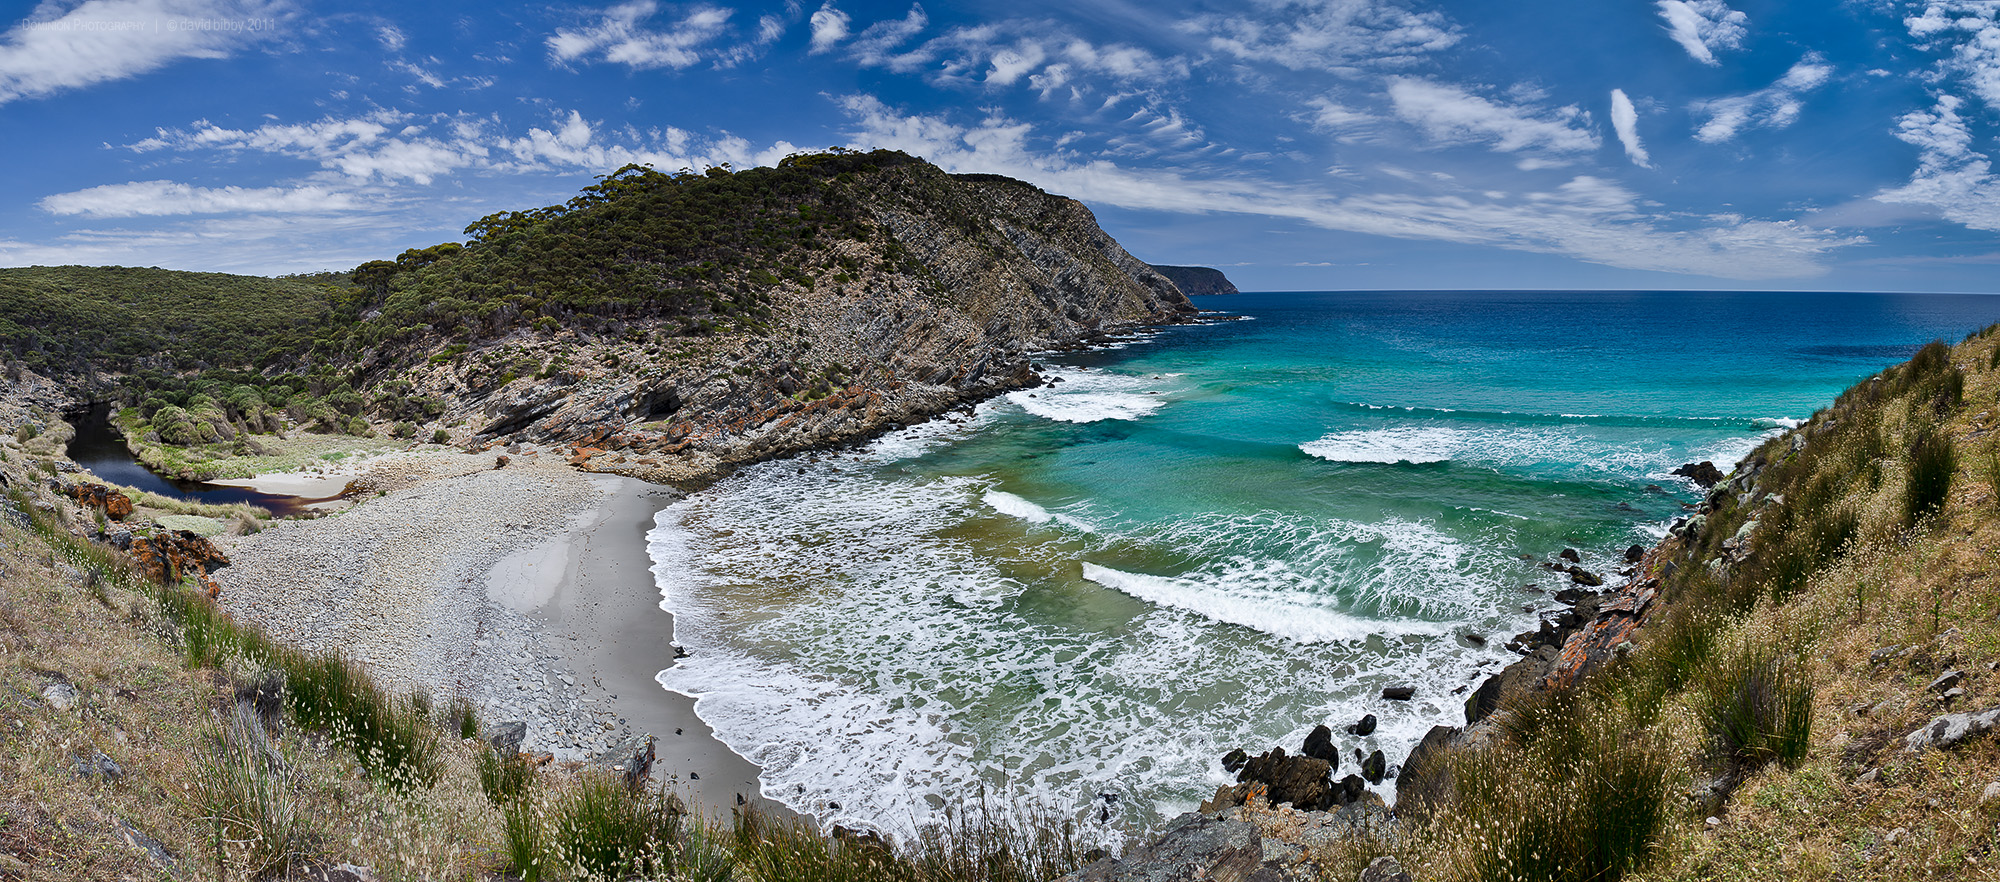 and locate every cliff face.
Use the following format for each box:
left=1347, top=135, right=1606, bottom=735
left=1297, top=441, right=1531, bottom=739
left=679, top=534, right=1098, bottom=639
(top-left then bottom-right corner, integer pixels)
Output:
left=396, top=156, right=1195, bottom=485
left=1148, top=265, right=1240, bottom=296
